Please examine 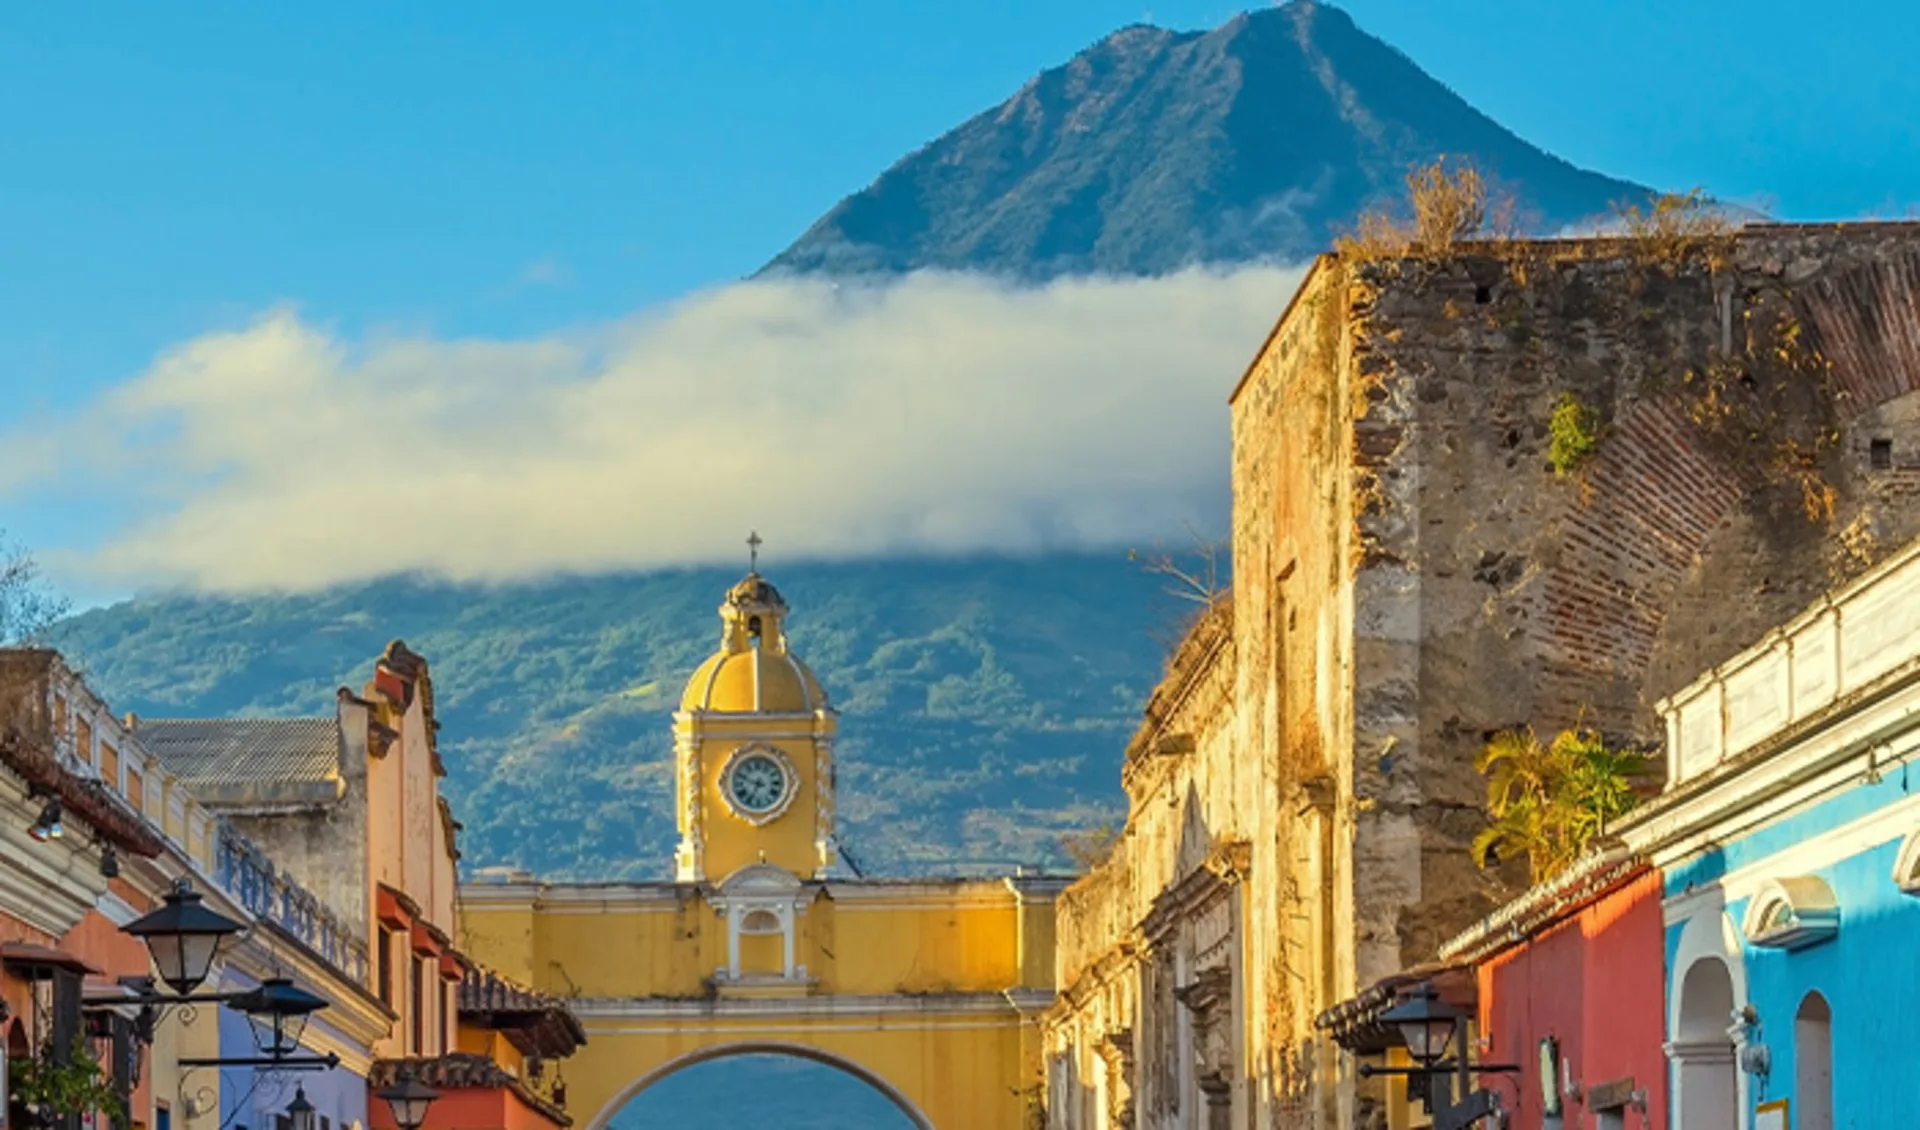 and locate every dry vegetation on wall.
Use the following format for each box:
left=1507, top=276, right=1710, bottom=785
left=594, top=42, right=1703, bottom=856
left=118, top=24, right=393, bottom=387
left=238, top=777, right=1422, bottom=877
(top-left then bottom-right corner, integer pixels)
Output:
left=1333, top=157, right=1516, bottom=260
left=1129, top=524, right=1230, bottom=659
left=1059, top=821, right=1122, bottom=871
left=1337, top=165, right=1843, bottom=520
